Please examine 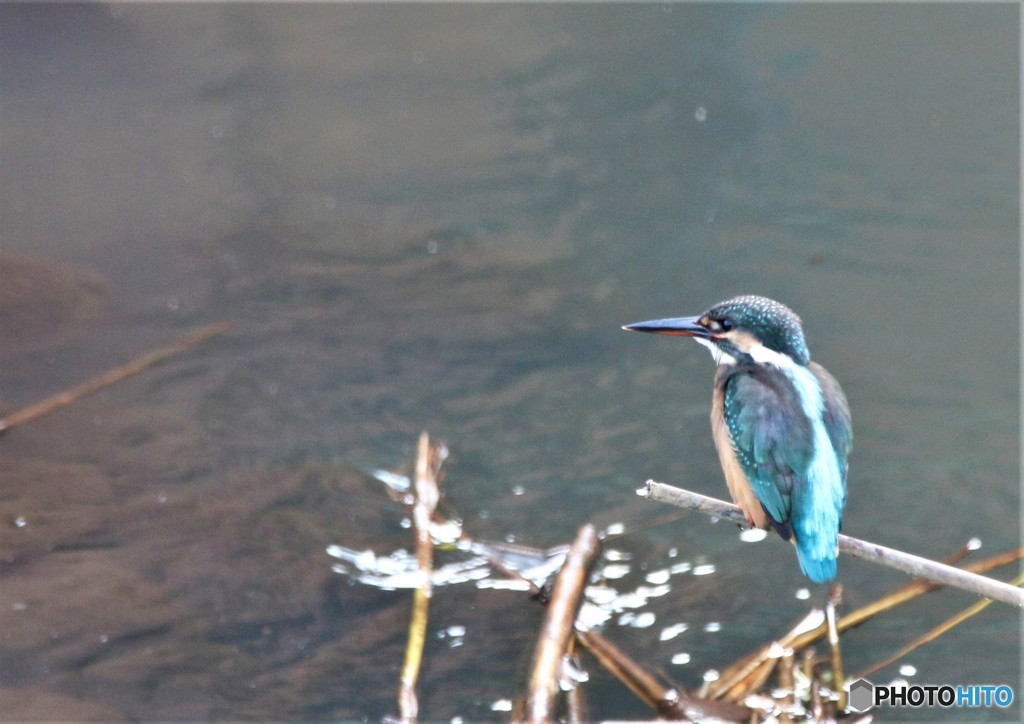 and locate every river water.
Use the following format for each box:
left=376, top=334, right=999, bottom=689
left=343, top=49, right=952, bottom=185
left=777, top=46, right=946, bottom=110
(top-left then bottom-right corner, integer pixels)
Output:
left=0, top=4, right=1018, bottom=720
